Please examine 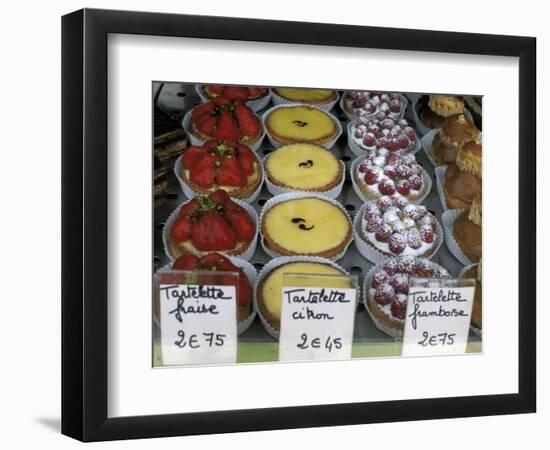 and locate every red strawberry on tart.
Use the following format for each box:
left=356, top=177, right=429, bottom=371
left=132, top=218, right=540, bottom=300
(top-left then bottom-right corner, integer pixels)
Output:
left=189, top=96, right=263, bottom=146
left=354, top=150, right=425, bottom=201
left=180, top=139, right=262, bottom=199
left=366, top=256, right=450, bottom=337
left=168, top=190, right=256, bottom=259
left=360, top=196, right=439, bottom=258
left=201, top=85, right=268, bottom=103
left=171, top=253, right=254, bottom=321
